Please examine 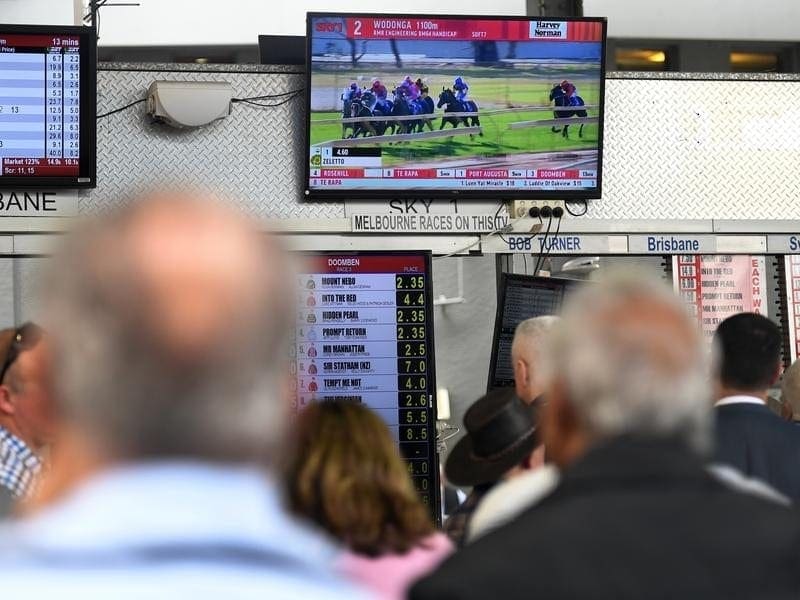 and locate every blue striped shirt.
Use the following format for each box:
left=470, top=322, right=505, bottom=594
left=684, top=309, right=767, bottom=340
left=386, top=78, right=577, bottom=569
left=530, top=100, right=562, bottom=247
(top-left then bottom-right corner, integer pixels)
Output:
left=0, top=425, right=41, bottom=498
